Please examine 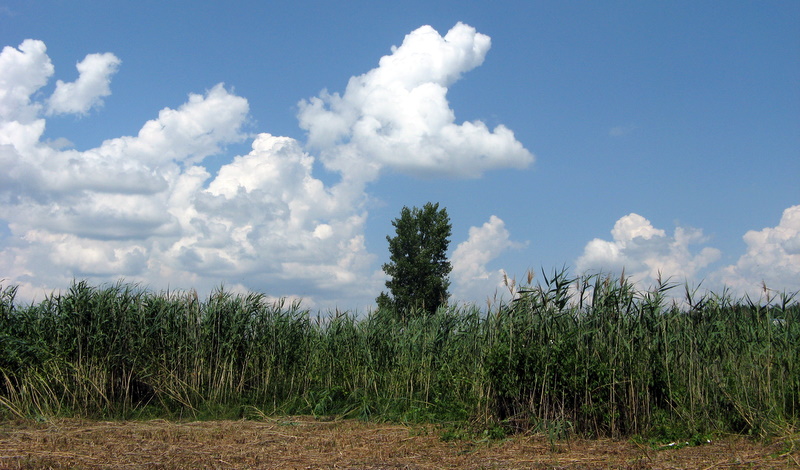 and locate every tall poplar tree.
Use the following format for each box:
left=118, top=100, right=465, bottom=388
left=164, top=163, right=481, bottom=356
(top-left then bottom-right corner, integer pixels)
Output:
left=377, top=202, right=452, bottom=318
